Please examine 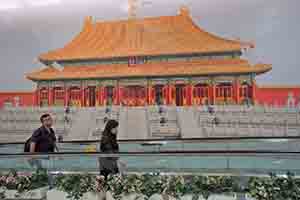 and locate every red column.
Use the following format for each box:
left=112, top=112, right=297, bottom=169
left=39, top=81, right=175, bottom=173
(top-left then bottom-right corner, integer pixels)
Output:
left=64, top=86, right=69, bottom=106
left=47, top=87, right=50, bottom=106
left=35, top=88, right=40, bottom=107
left=163, top=86, right=168, bottom=105
left=38, top=89, right=41, bottom=107
left=151, top=86, right=156, bottom=105
left=235, top=80, right=240, bottom=105
left=168, top=84, right=173, bottom=105
left=208, top=85, right=212, bottom=105
left=97, top=86, right=102, bottom=106
left=209, top=83, right=216, bottom=105
left=112, top=87, right=117, bottom=105
left=212, top=84, right=216, bottom=105
left=48, top=87, right=53, bottom=106
left=147, top=85, right=150, bottom=105
left=81, top=86, right=85, bottom=107
left=188, top=84, right=193, bottom=106
left=116, top=85, right=121, bottom=105
left=120, top=86, right=125, bottom=106
left=183, top=85, right=188, bottom=106
left=252, top=79, right=256, bottom=105
left=142, top=87, right=147, bottom=106
left=103, top=86, right=107, bottom=106
left=147, top=83, right=153, bottom=105
left=102, top=87, right=105, bottom=106
left=33, top=89, right=37, bottom=106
